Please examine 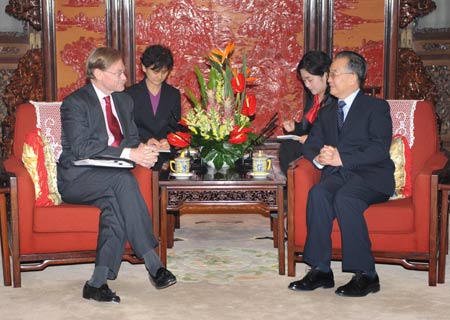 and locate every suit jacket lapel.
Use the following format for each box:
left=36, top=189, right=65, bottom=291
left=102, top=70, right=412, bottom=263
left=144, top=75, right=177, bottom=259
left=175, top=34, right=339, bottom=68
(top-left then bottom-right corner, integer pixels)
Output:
left=85, top=83, right=110, bottom=139
left=111, top=93, right=128, bottom=140
left=340, top=91, right=364, bottom=135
